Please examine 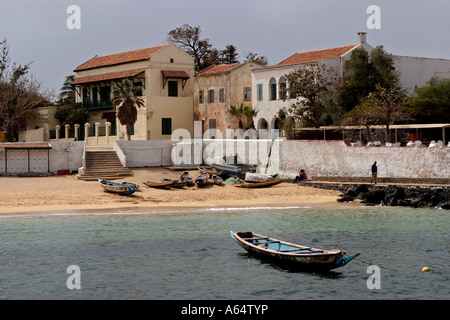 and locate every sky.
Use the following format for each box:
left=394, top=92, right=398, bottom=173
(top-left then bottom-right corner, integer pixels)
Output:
left=1, top=0, right=449, bottom=97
